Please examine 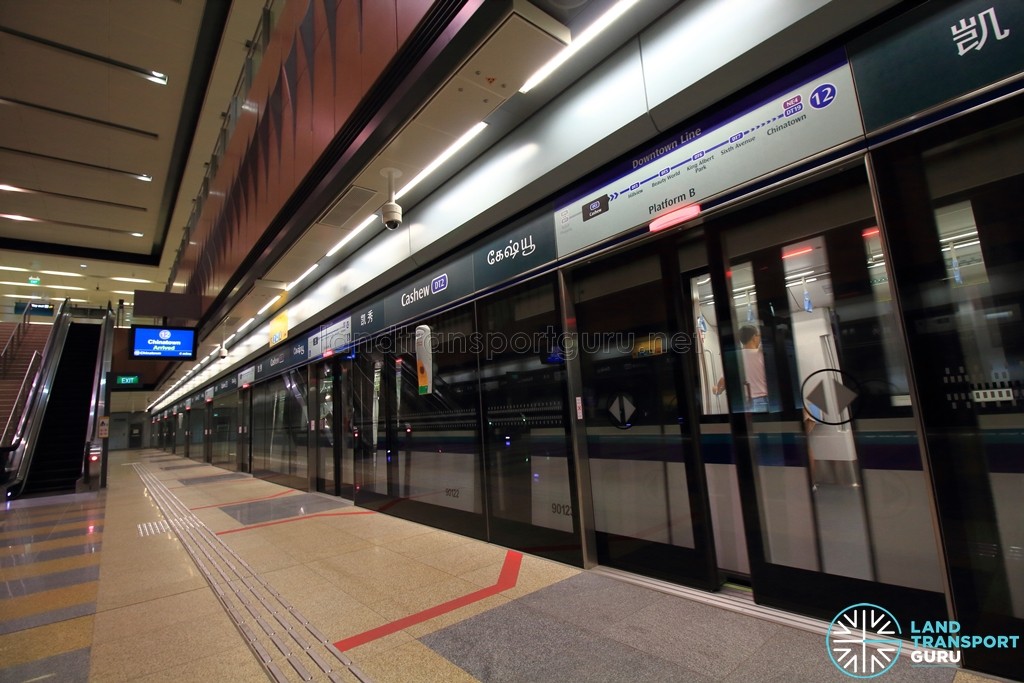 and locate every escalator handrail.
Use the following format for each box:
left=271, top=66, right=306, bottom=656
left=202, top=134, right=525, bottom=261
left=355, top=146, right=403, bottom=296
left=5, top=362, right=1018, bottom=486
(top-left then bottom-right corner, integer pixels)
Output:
left=81, top=306, right=115, bottom=485
left=0, top=299, right=73, bottom=497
